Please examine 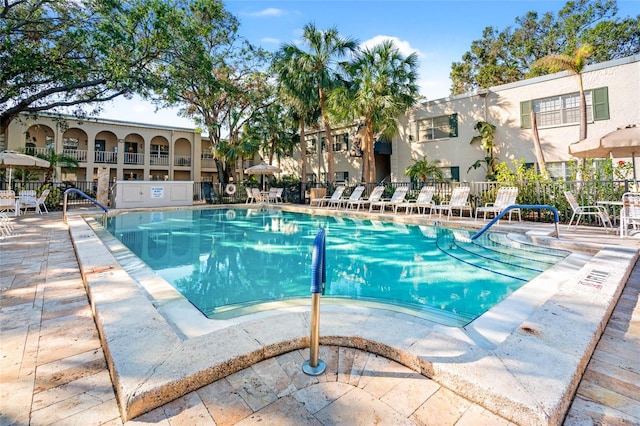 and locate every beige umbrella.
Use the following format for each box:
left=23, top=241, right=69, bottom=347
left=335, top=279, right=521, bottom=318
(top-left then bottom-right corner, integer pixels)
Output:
left=0, top=150, right=50, bottom=186
left=568, top=125, right=640, bottom=180
left=245, top=164, right=281, bottom=190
